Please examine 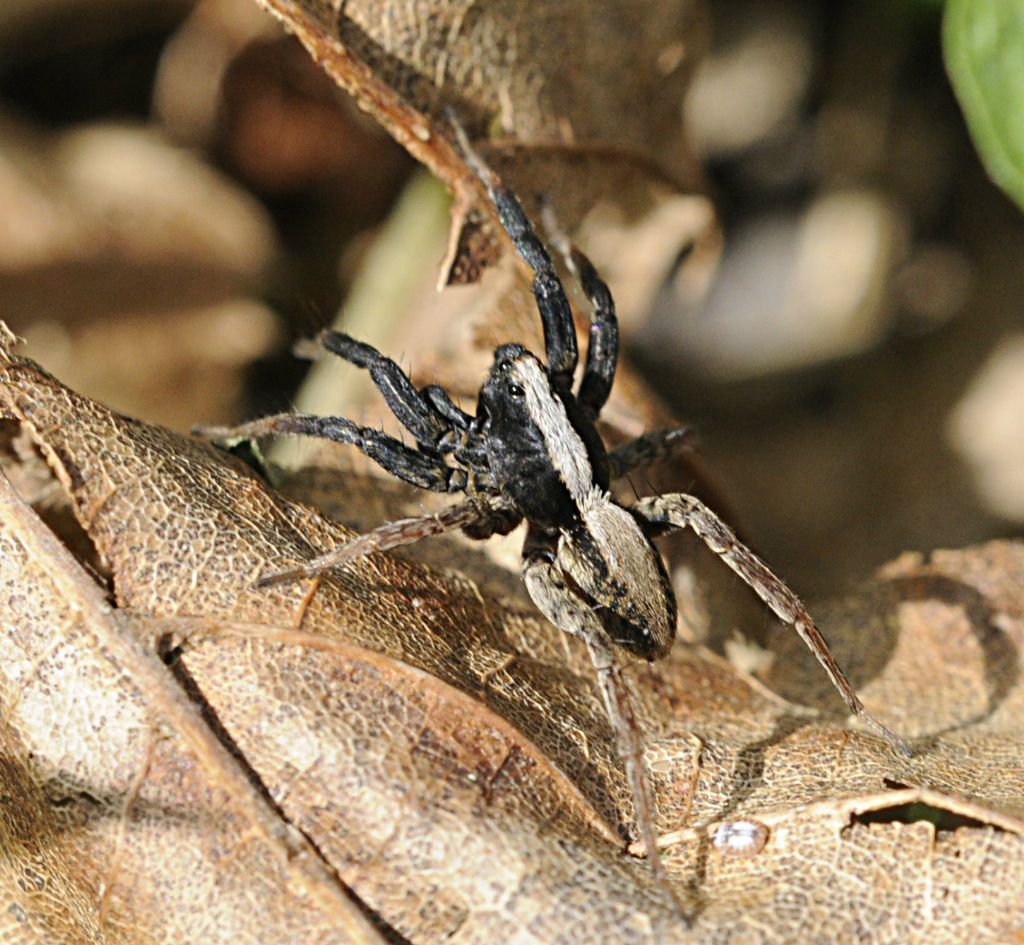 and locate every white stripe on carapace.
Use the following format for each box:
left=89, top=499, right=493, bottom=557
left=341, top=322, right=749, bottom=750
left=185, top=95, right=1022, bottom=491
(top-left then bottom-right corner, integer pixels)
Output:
left=509, top=354, right=593, bottom=503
